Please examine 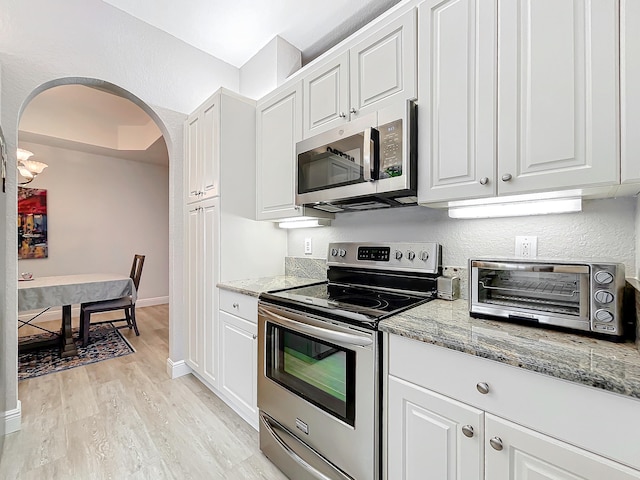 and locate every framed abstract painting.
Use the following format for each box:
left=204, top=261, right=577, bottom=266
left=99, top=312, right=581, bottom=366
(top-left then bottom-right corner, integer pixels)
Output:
left=18, top=187, right=48, bottom=259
